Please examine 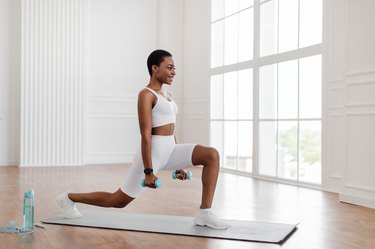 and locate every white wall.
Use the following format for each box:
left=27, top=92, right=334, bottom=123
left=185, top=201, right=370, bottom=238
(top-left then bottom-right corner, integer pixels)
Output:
left=85, top=0, right=186, bottom=164
left=1, top=0, right=186, bottom=166
left=10, top=0, right=186, bottom=166
left=325, top=0, right=375, bottom=208
left=181, top=0, right=211, bottom=145
left=157, top=0, right=185, bottom=142
left=85, top=0, right=209, bottom=163
left=85, top=0, right=159, bottom=164
left=0, top=0, right=21, bottom=165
